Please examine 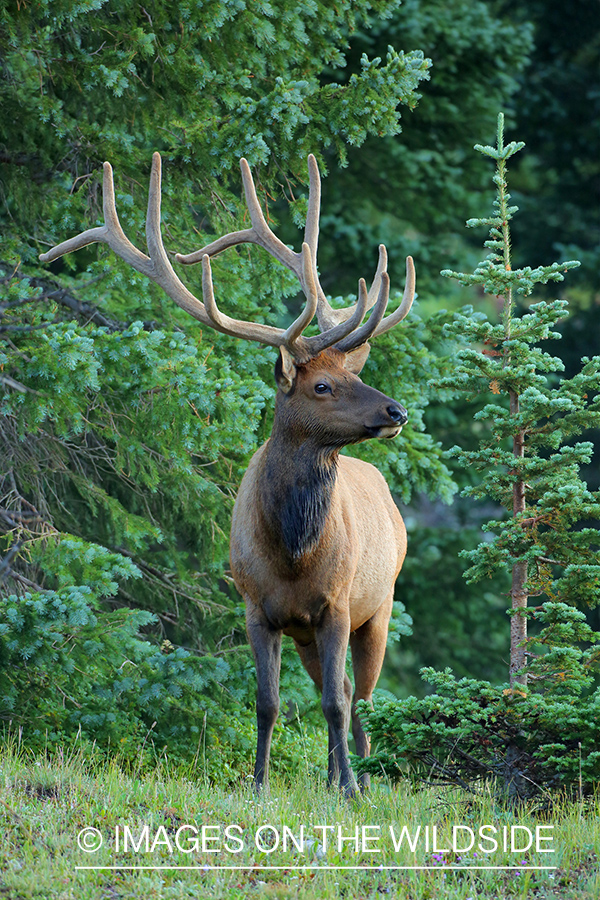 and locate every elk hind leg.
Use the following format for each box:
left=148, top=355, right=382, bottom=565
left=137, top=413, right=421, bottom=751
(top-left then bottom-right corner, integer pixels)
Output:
left=294, top=639, right=352, bottom=788
left=349, top=592, right=394, bottom=791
